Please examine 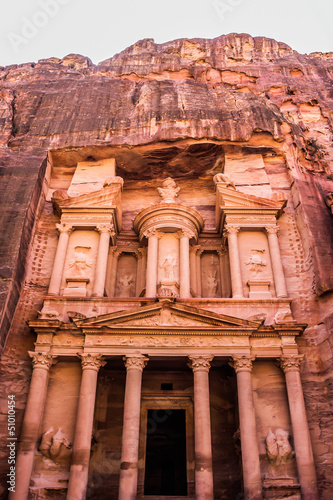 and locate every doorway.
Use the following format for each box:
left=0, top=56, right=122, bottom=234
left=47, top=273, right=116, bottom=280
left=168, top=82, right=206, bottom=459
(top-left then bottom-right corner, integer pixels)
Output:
left=144, top=409, right=187, bottom=496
